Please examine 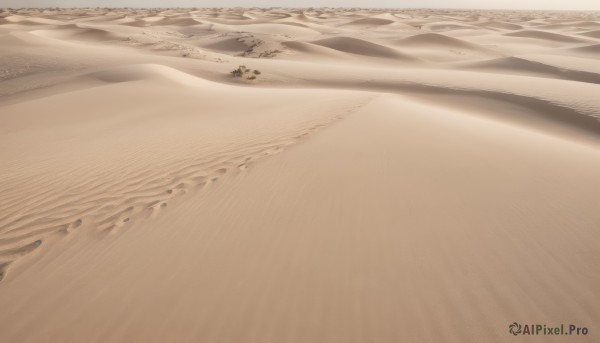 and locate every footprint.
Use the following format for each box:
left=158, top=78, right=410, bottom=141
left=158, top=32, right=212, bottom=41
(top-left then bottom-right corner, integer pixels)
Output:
left=98, top=206, right=135, bottom=232
left=102, top=224, right=117, bottom=234
left=0, top=240, right=42, bottom=259
left=57, top=223, right=71, bottom=234
left=175, top=183, right=188, bottom=193
left=265, top=146, right=284, bottom=155
left=99, top=206, right=135, bottom=225
left=191, top=175, right=206, bottom=183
